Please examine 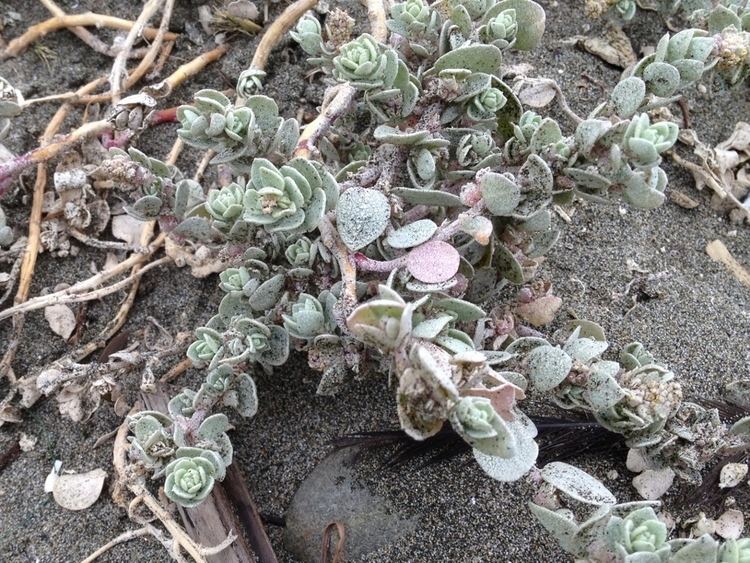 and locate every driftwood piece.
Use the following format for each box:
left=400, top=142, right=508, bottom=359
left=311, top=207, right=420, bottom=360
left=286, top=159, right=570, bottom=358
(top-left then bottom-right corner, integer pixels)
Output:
left=140, top=384, right=277, bottom=563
